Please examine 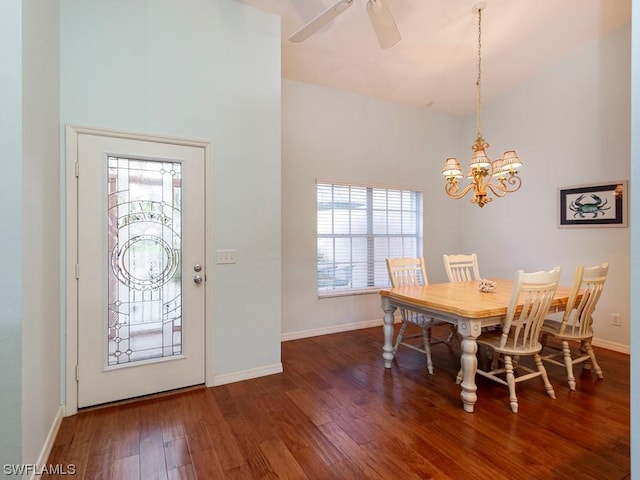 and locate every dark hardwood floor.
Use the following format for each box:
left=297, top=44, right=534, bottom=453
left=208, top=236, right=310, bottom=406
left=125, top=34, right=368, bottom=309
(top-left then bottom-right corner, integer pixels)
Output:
left=45, top=325, right=630, bottom=479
